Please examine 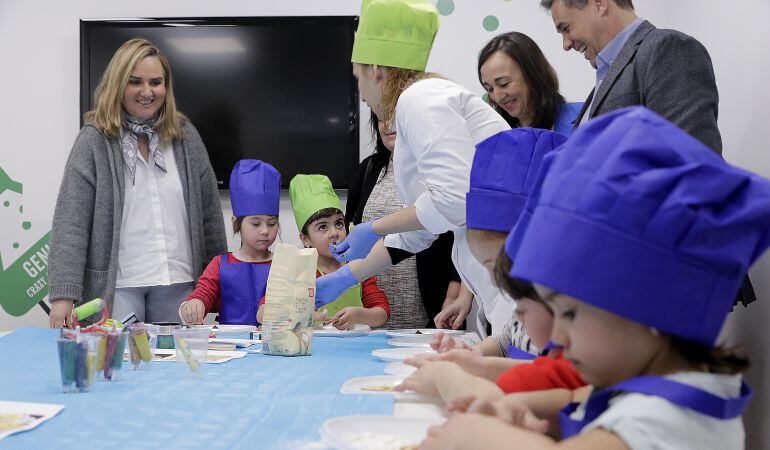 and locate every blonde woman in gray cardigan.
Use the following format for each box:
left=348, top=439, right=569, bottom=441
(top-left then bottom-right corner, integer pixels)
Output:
left=48, top=38, right=227, bottom=327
